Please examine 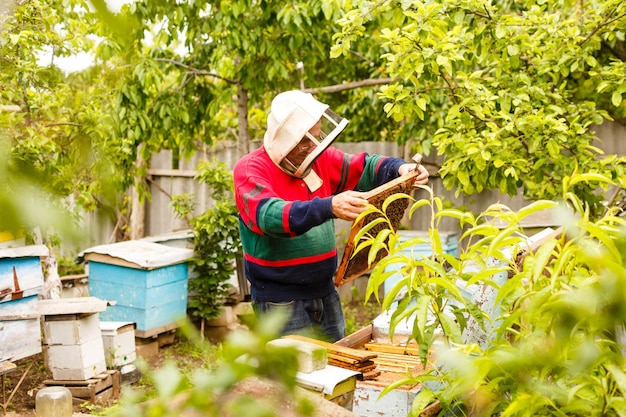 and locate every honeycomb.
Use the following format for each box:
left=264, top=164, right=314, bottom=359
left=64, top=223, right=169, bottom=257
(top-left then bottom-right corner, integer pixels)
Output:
left=334, top=170, right=419, bottom=287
